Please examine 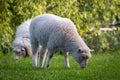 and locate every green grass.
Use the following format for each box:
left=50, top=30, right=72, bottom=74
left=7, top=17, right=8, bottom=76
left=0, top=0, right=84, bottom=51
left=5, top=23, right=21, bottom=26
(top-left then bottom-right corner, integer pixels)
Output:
left=0, top=51, right=120, bottom=80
